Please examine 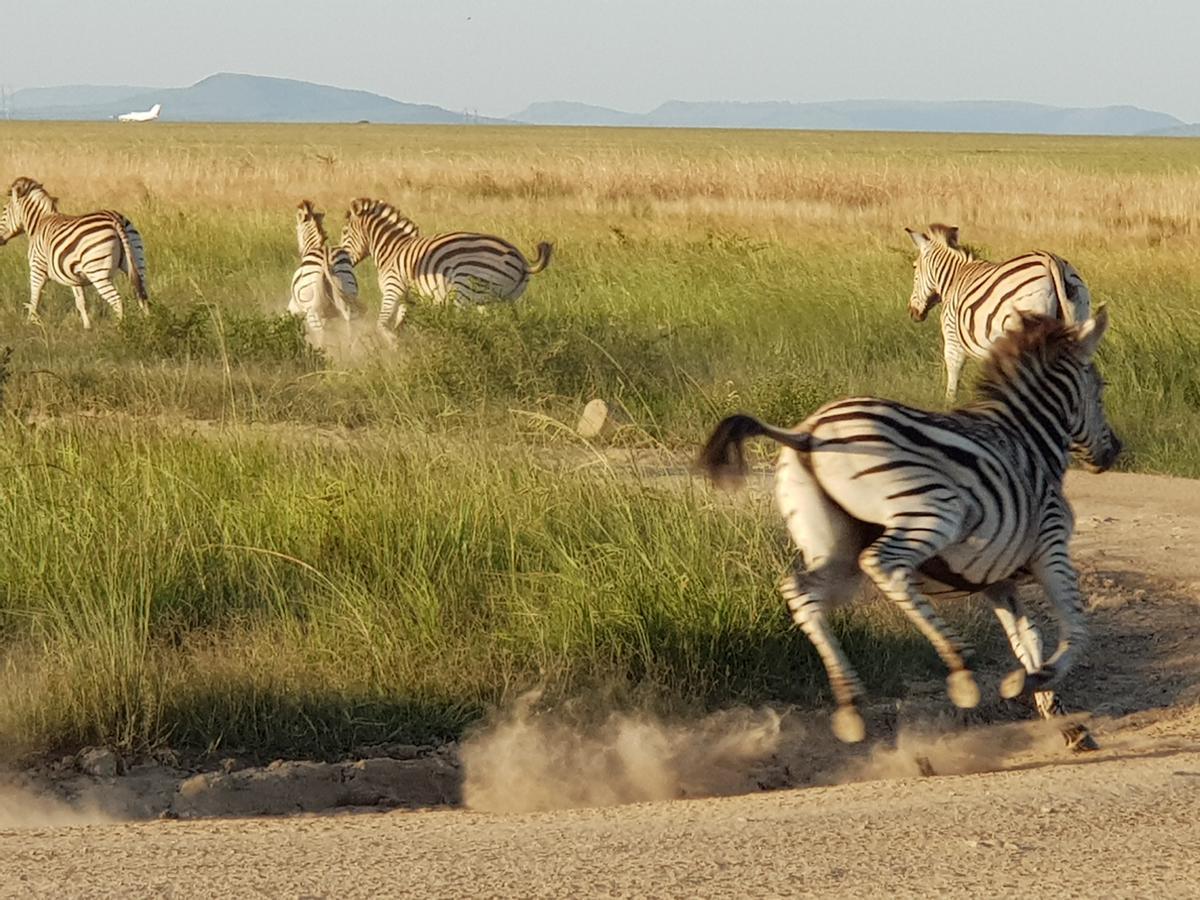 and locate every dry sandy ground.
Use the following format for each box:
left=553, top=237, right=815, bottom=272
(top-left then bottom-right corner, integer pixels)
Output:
left=2, top=470, right=1199, bottom=899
